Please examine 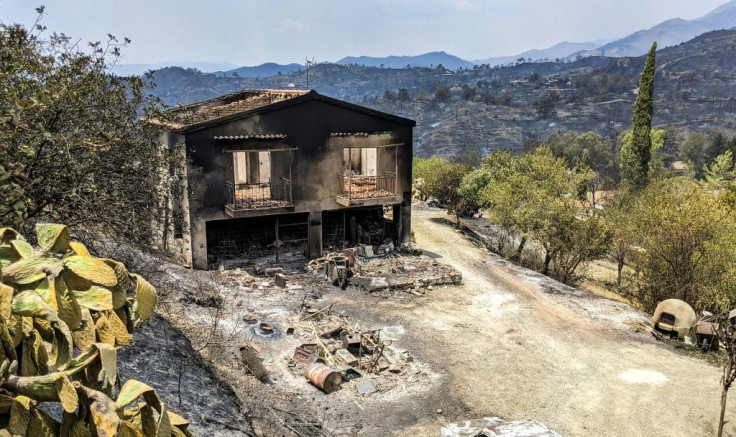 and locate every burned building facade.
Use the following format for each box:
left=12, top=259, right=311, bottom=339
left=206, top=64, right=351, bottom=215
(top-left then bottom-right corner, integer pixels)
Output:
left=157, top=90, right=415, bottom=269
